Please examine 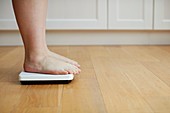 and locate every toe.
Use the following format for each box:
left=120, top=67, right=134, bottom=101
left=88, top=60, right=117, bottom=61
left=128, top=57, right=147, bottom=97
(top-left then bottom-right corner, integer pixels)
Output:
left=73, top=70, right=78, bottom=75
left=75, top=63, right=81, bottom=68
left=67, top=61, right=80, bottom=68
left=58, top=70, right=69, bottom=75
left=52, top=70, right=68, bottom=75
left=73, top=61, right=80, bottom=68
left=74, top=67, right=81, bottom=75
left=65, top=69, right=74, bottom=74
